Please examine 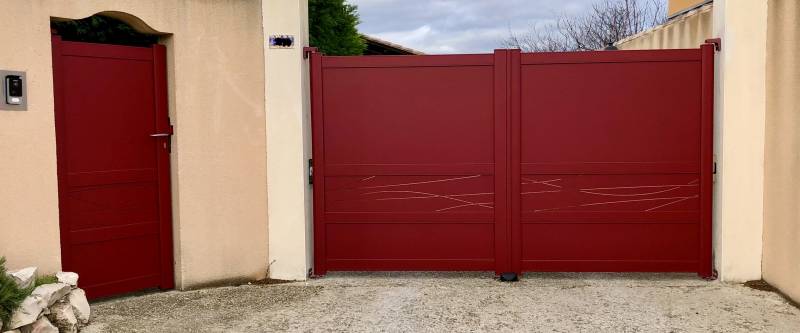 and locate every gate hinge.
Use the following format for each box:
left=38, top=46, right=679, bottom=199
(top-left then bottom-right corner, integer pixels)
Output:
left=308, top=159, right=313, bottom=185
left=303, top=47, right=319, bottom=59
left=166, top=117, right=174, bottom=153
left=704, top=38, right=721, bottom=51
left=703, top=269, right=719, bottom=281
